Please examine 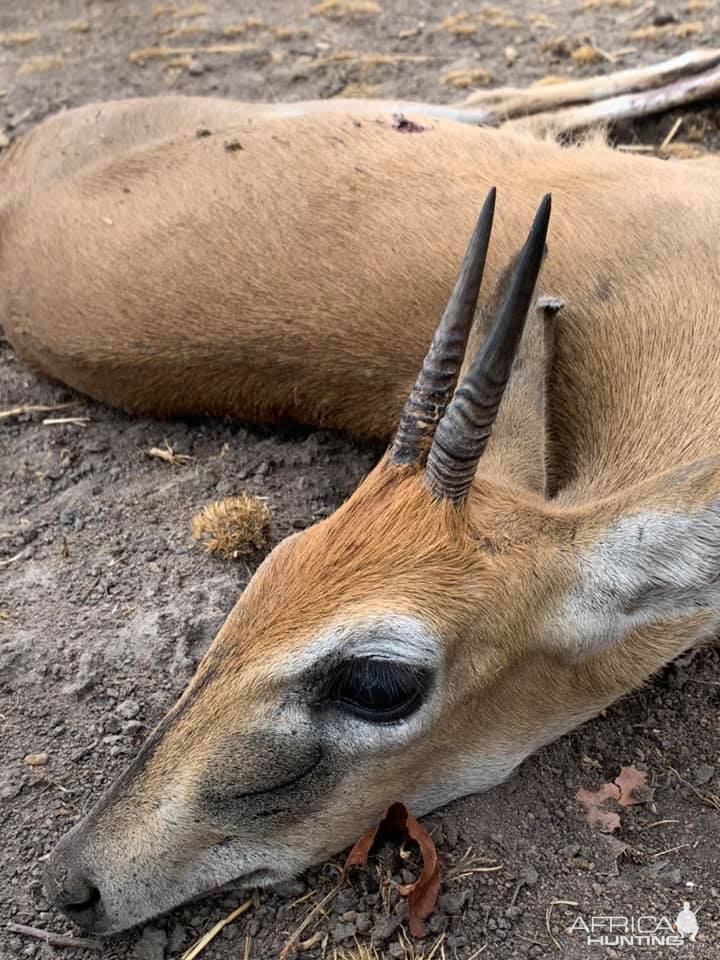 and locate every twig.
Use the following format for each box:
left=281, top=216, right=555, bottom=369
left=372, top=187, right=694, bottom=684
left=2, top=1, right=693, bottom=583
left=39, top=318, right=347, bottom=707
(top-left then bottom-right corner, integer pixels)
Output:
left=466, top=946, right=488, bottom=959
left=0, top=551, right=25, bottom=568
left=6, top=922, right=103, bottom=952
left=0, top=402, right=76, bottom=421
left=42, top=417, right=91, bottom=426
left=181, top=899, right=253, bottom=960
left=278, top=869, right=345, bottom=960
left=660, top=115, right=683, bottom=150
left=545, top=900, right=578, bottom=951
left=449, top=865, right=502, bottom=881
left=545, top=903, right=561, bottom=950
left=664, top=761, right=720, bottom=814
left=652, top=843, right=691, bottom=858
